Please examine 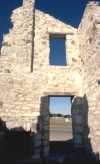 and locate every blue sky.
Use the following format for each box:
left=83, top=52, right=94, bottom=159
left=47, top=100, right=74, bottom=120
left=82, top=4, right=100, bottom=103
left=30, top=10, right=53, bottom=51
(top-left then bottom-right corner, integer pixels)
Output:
left=0, top=0, right=22, bottom=45
left=49, top=97, right=71, bottom=115
left=36, top=0, right=90, bottom=27
left=0, top=0, right=90, bottom=41
left=50, top=36, right=67, bottom=66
